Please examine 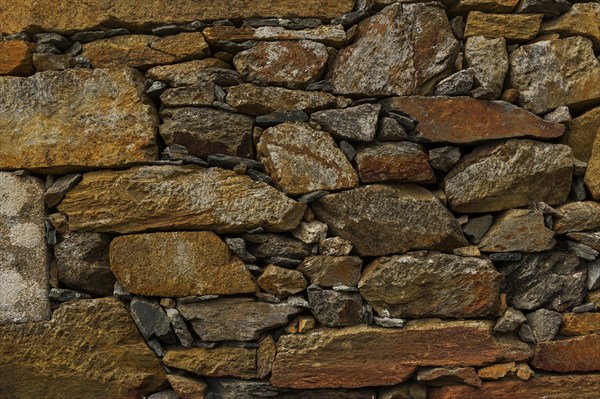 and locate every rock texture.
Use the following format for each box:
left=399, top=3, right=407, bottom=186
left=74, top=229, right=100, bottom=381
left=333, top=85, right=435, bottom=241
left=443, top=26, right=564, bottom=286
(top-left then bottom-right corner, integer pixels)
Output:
left=553, top=201, right=600, bottom=234
left=203, top=25, right=347, bottom=48
left=560, top=312, right=600, bottom=336
left=298, top=256, right=363, bottom=287
left=585, top=132, right=600, bottom=200
left=464, top=12, right=542, bottom=42
left=540, top=3, right=600, bottom=50
left=531, top=334, right=600, bottom=372
left=479, top=209, right=555, bottom=252
left=58, top=165, right=305, bottom=234
left=355, top=142, right=435, bottom=183
left=0, top=40, right=35, bottom=76
left=564, top=105, right=600, bottom=163
left=464, top=36, right=508, bottom=99
left=310, top=104, right=381, bottom=143
left=164, top=347, right=259, bottom=379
